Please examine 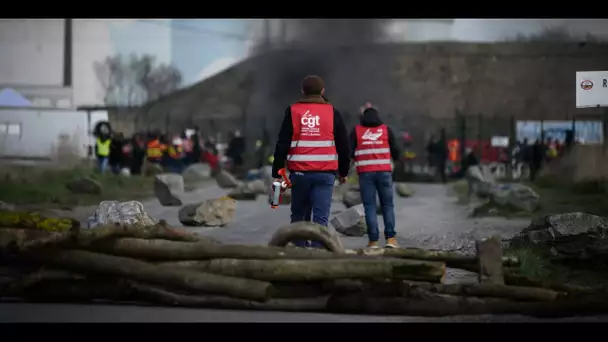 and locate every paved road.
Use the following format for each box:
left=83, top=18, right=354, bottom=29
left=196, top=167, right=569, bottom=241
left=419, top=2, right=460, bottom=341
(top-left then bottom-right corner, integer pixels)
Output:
left=8, top=180, right=599, bottom=322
